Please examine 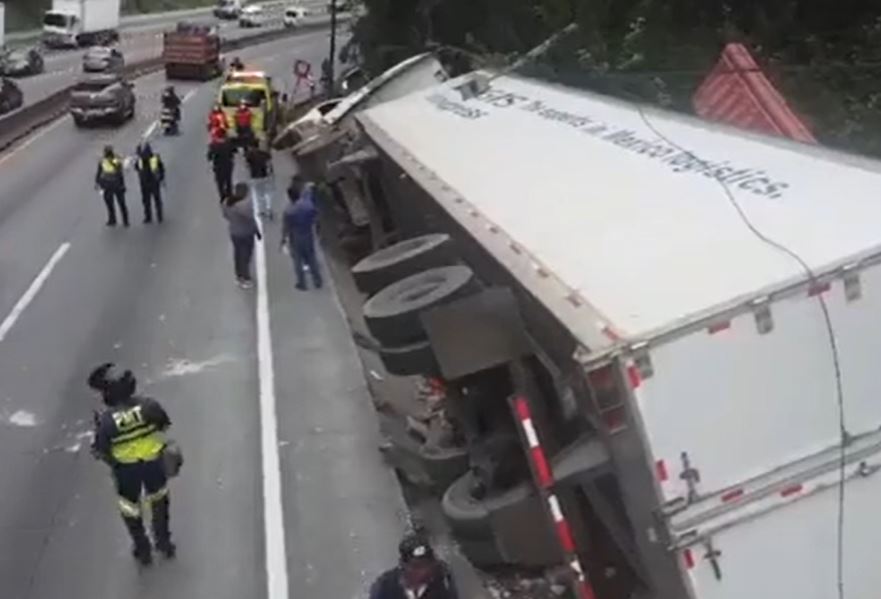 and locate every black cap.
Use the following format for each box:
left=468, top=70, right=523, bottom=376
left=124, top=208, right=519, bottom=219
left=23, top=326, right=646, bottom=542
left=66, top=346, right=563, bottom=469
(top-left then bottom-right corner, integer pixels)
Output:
left=399, top=533, right=434, bottom=563
left=87, top=362, right=136, bottom=405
